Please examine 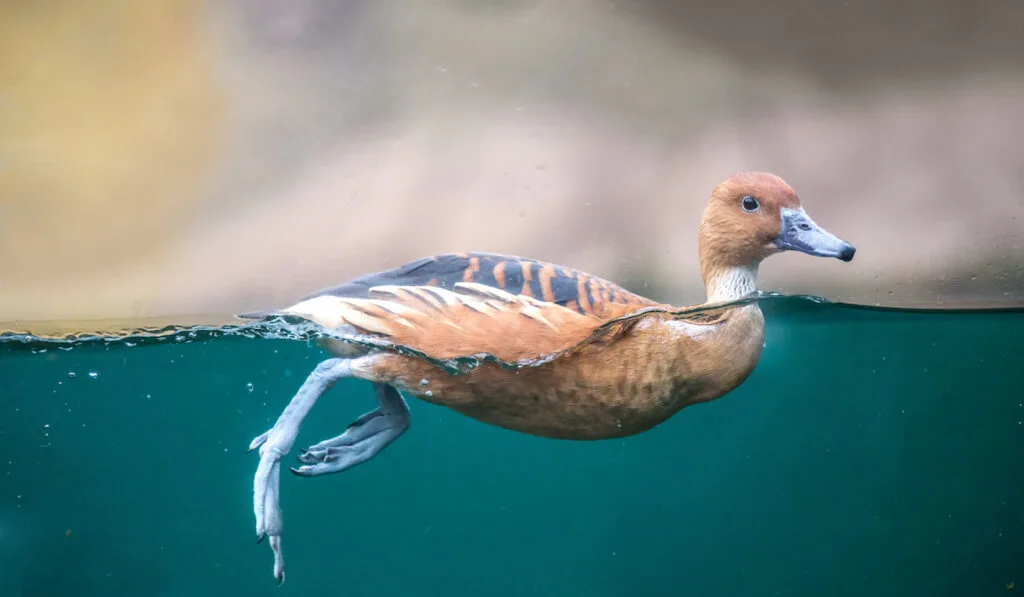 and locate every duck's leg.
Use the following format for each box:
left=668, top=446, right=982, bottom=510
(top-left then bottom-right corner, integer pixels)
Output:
left=247, top=357, right=356, bottom=584
left=247, top=360, right=411, bottom=584
left=292, top=382, right=410, bottom=476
